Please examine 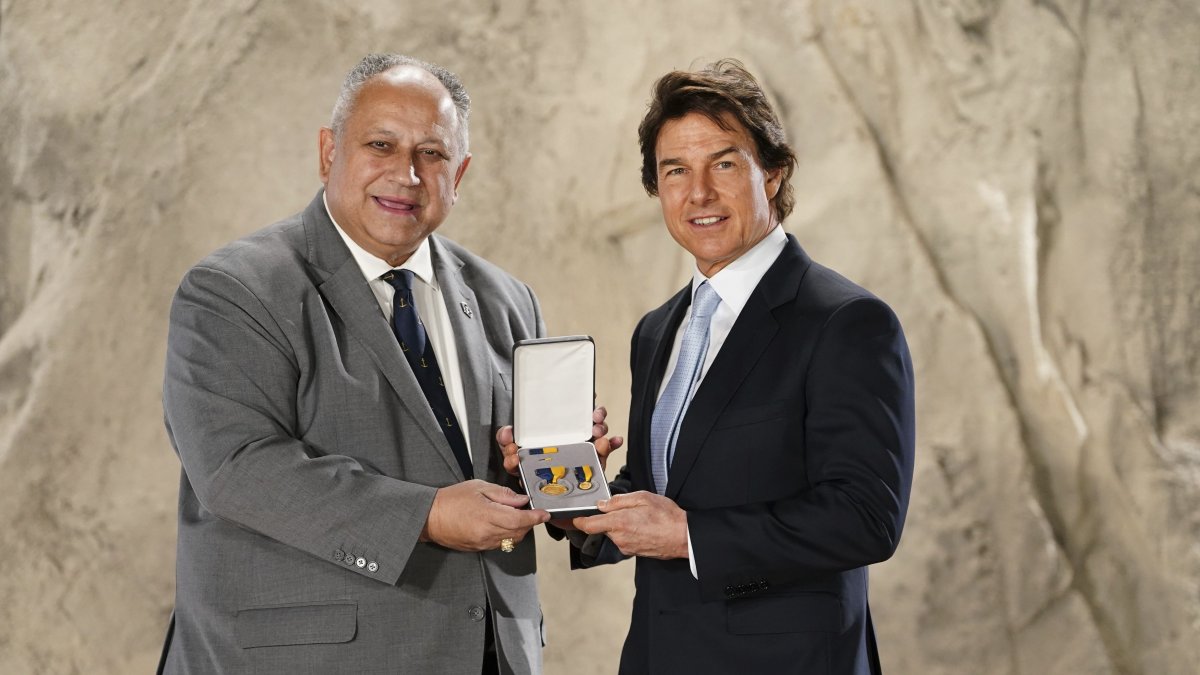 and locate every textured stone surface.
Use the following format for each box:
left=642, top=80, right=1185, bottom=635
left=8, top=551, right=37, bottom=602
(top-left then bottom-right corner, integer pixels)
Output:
left=1, top=1, right=1197, bottom=673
